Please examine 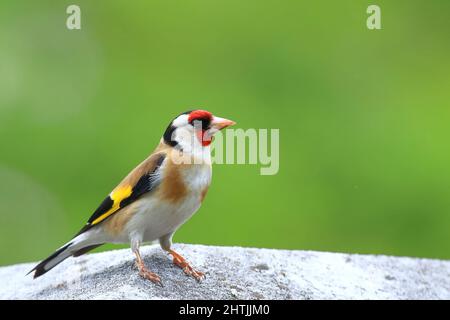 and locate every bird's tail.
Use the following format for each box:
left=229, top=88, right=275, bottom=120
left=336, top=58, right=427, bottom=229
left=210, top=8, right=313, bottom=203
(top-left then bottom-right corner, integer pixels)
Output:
left=28, top=234, right=103, bottom=279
